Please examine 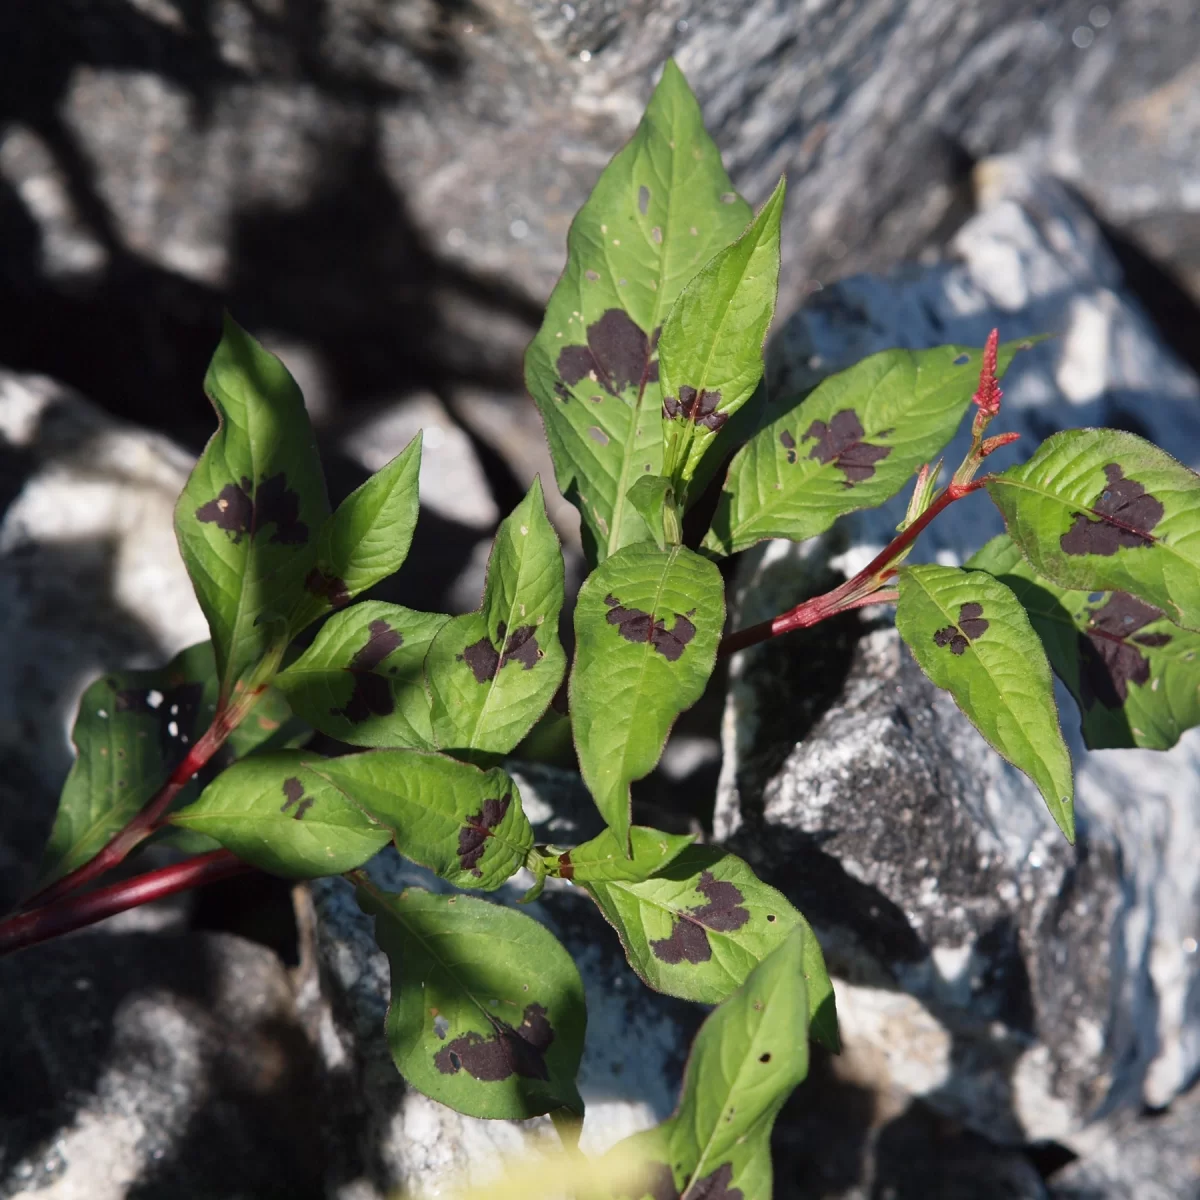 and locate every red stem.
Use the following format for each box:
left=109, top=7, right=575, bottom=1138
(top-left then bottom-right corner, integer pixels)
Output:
left=718, top=478, right=987, bottom=658
left=21, top=696, right=256, bottom=912
left=0, top=851, right=249, bottom=957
